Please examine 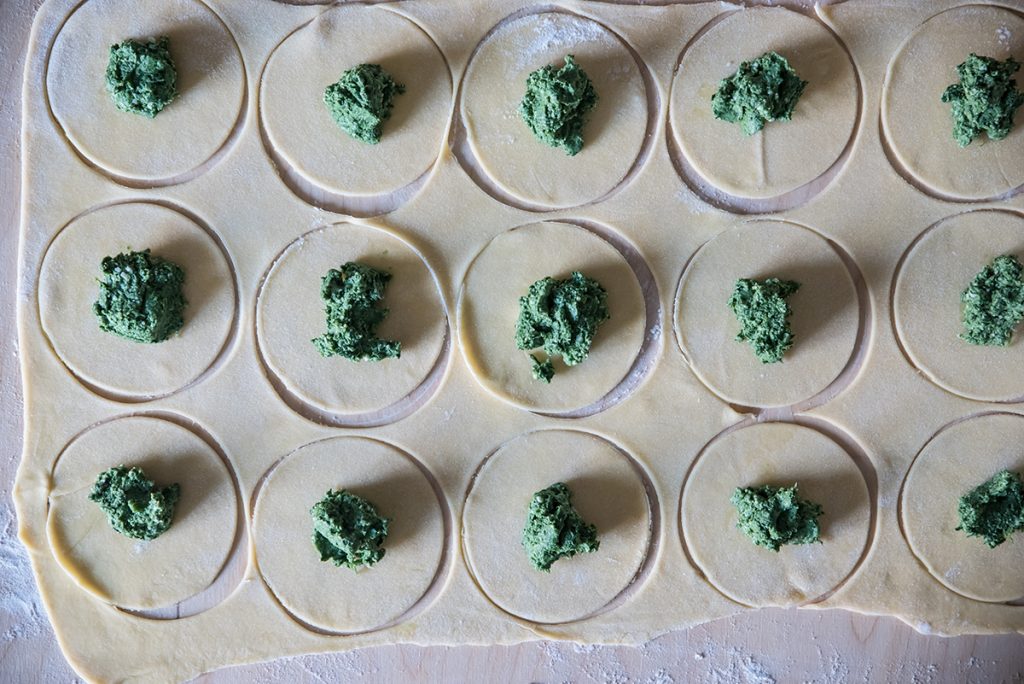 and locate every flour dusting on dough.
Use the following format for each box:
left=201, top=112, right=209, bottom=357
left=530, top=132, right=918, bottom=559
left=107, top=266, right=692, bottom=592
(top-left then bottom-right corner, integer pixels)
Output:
left=0, top=502, right=47, bottom=642
left=997, top=26, right=1011, bottom=49
left=515, top=14, right=607, bottom=71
